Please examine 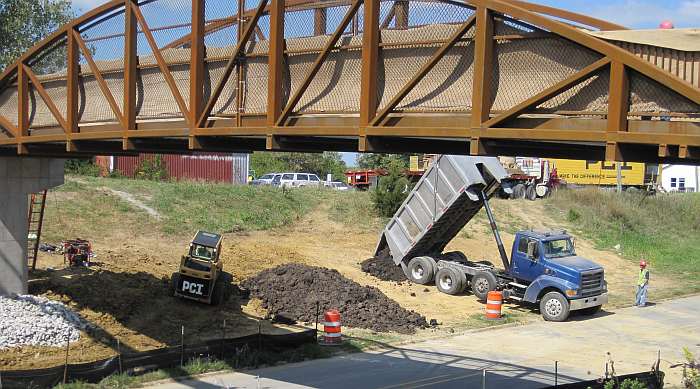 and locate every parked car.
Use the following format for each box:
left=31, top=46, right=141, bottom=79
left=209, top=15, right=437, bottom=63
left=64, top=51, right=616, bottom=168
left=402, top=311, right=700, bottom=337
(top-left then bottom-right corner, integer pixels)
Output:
left=272, top=173, right=322, bottom=188
left=250, top=173, right=279, bottom=186
left=325, top=181, right=352, bottom=191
